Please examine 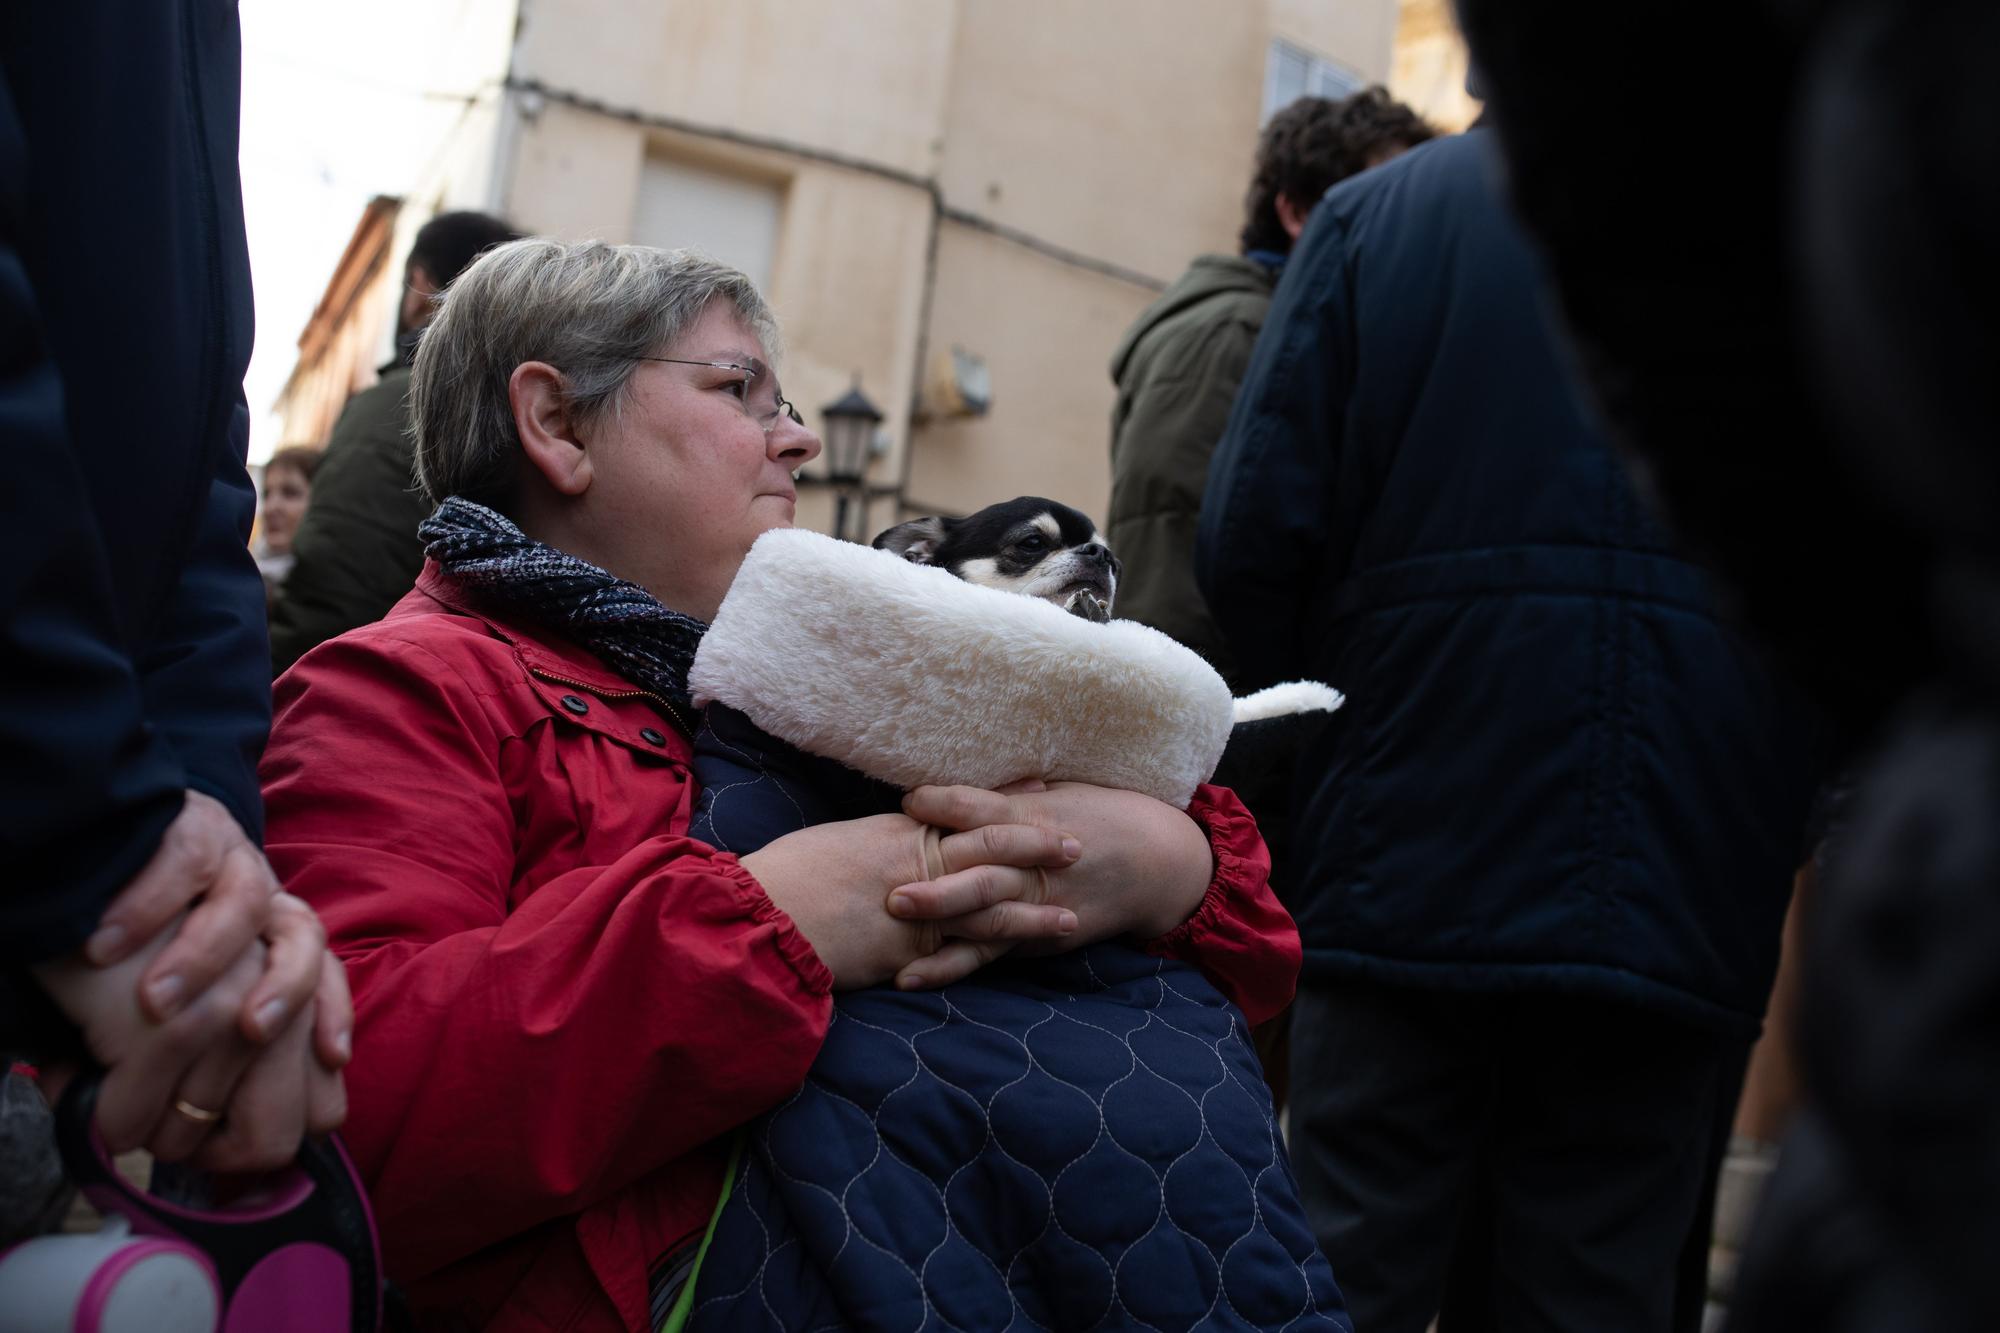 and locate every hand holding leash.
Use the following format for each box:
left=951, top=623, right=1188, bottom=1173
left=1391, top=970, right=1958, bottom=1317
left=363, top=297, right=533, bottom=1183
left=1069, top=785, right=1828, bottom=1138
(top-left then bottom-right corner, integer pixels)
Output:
left=36, top=1069, right=385, bottom=1332
left=31, top=790, right=352, bottom=1171
left=32, top=912, right=347, bottom=1172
